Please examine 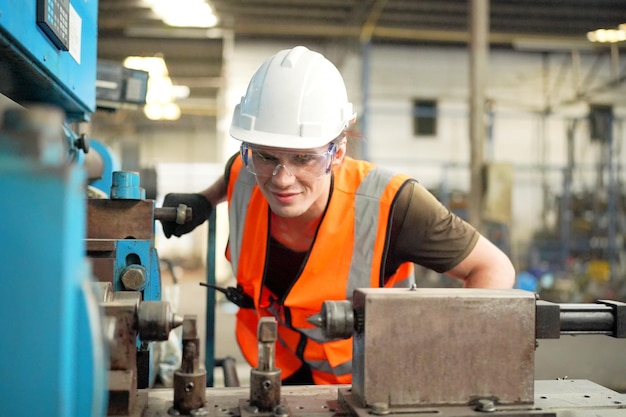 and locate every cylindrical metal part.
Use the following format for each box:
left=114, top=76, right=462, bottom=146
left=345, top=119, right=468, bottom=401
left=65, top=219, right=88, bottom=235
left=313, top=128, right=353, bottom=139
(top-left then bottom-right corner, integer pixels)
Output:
left=137, top=301, right=184, bottom=341
left=259, top=339, right=275, bottom=371
left=559, top=304, right=615, bottom=335
left=249, top=368, right=281, bottom=412
left=174, top=371, right=206, bottom=414
left=215, top=357, right=240, bottom=387
left=154, top=204, right=192, bottom=224
left=250, top=317, right=281, bottom=412
left=110, top=171, right=144, bottom=200
left=321, top=300, right=354, bottom=339
left=174, top=316, right=207, bottom=414
left=537, top=300, right=626, bottom=338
